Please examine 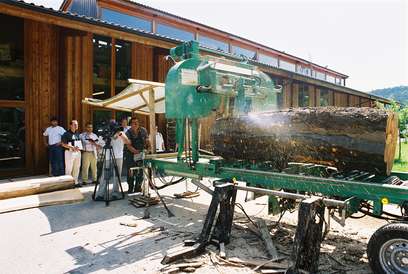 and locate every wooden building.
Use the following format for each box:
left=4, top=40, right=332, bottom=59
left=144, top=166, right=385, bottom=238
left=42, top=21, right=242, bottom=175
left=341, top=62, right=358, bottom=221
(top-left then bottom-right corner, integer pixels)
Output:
left=0, top=0, right=390, bottom=178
